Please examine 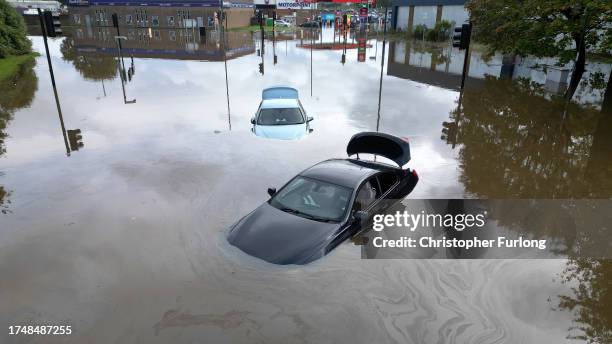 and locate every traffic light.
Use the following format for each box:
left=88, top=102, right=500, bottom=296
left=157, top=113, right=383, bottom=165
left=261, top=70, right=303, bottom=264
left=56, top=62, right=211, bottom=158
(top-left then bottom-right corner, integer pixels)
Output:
left=441, top=121, right=458, bottom=147
left=452, top=23, right=471, bottom=50
left=43, top=11, right=62, bottom=37
left=274, top=55, right=277, bottom=65
left=112, top=13, right=119, bottom=28
left=258, top=62, right=264, bottom=75
left=67, top=129, right=84, bottom=151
